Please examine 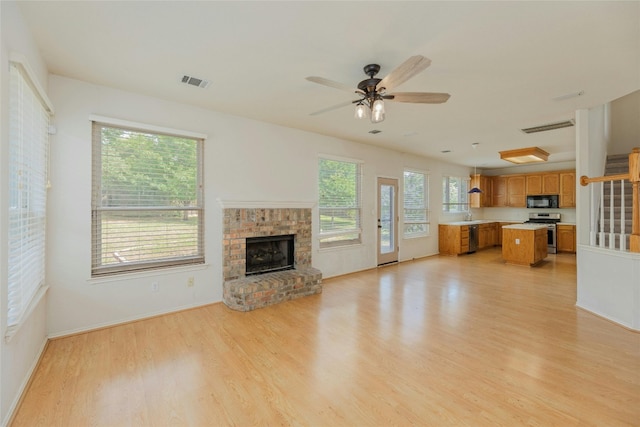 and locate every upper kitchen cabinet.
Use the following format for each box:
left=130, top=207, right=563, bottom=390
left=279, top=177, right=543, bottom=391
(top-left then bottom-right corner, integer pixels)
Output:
left=559, top=172, right=576, bottom=207
left=491, top=175, right=525, bottom=207
left=492, top=176, right=507, bottom=207
left=507, top=175, right=526, bottom=207
left=526, top=173, right=560, bottom=195
left=470, top=174, right=493, bottom=208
